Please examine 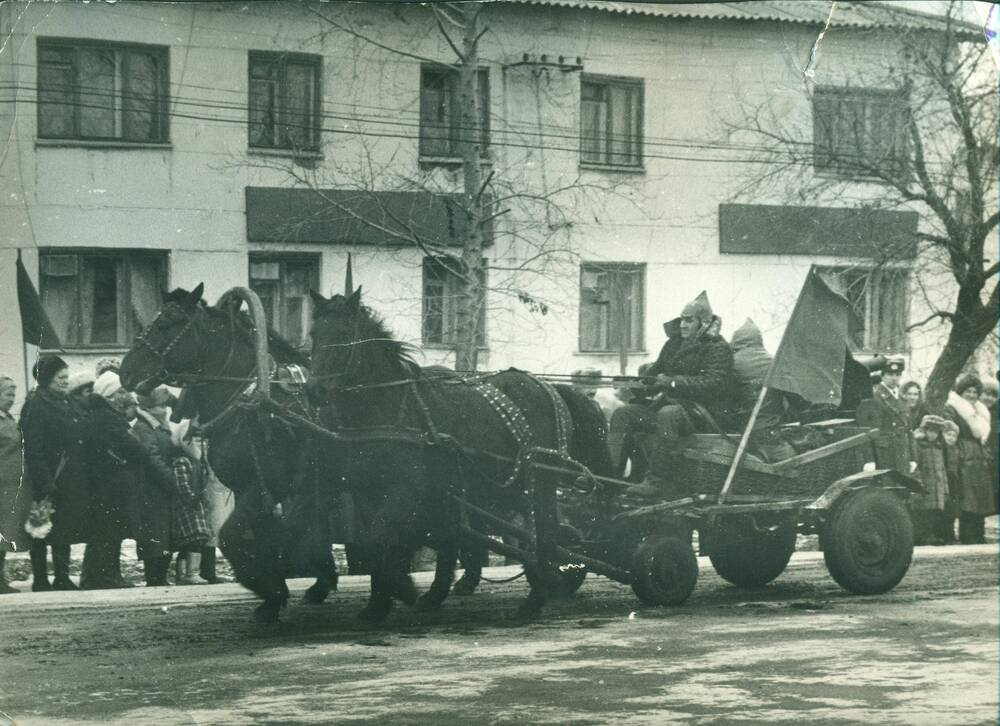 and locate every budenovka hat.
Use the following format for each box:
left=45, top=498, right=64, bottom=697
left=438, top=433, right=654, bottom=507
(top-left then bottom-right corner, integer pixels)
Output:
left=681, top=291, right=713, bottom=320
left=32, top=356, right=67, bottom=389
